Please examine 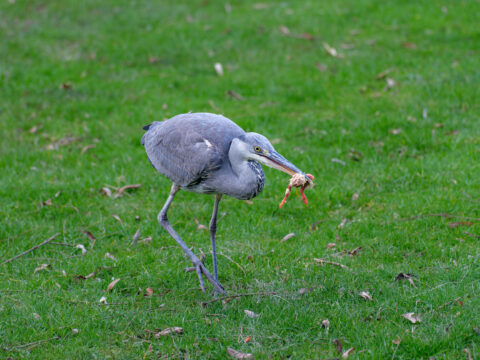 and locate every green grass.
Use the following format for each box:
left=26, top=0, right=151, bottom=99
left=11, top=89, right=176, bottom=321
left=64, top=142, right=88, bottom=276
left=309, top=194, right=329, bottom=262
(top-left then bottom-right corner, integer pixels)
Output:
left=1, top=0, right=480, bottom=358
